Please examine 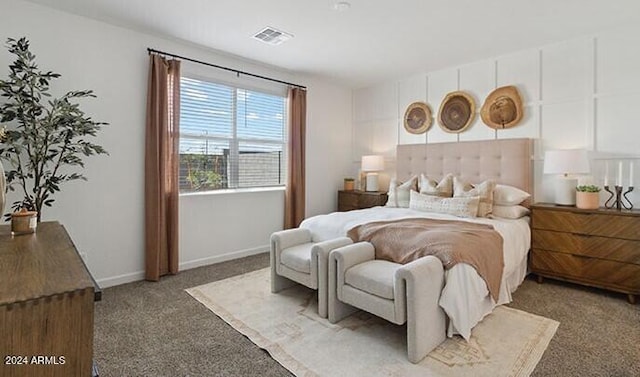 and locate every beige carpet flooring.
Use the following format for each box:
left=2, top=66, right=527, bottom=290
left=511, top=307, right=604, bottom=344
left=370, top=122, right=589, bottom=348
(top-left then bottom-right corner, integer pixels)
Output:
left=94, top=253, right=640, bottom=377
